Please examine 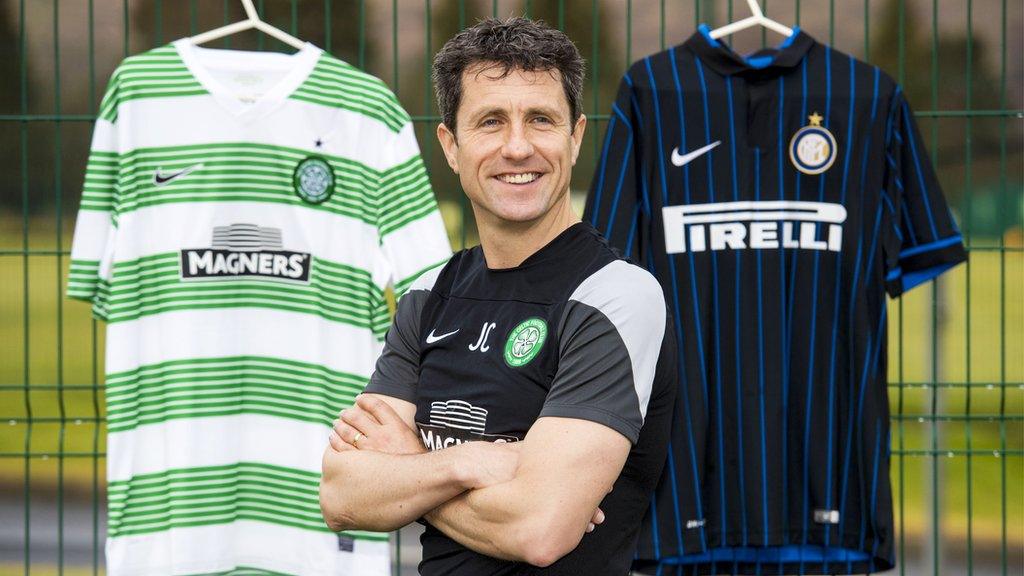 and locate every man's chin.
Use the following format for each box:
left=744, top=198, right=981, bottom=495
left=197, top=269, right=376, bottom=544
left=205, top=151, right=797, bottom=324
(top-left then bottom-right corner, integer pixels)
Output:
left=481, top=199, right=549, bottom=225
left=492, top=211, right=546, bottom=226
